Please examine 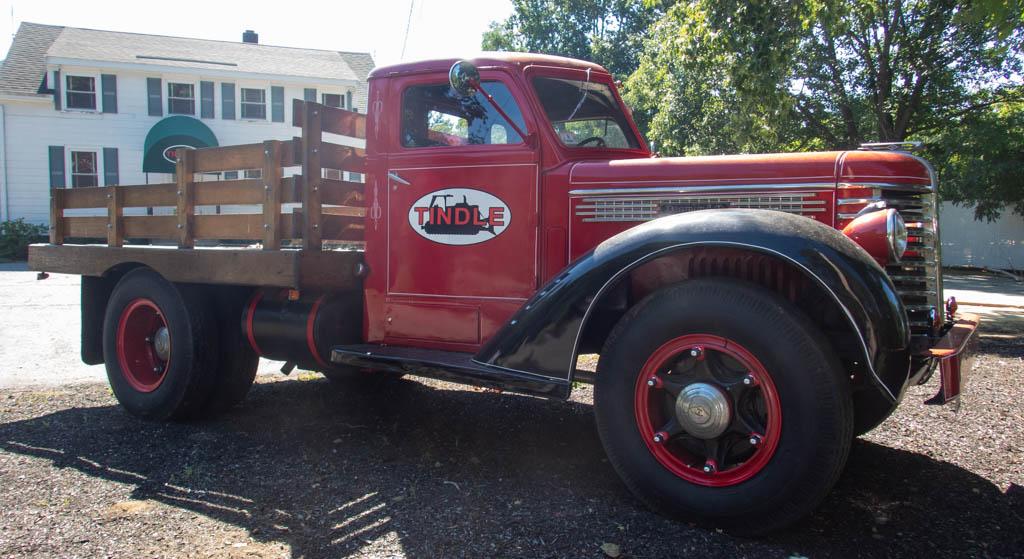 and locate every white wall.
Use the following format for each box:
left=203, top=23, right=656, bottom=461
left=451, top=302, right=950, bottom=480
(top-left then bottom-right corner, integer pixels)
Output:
left=939, top=202, right=1024, bottom=269
left=2, top=63, right=364, bottom=224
